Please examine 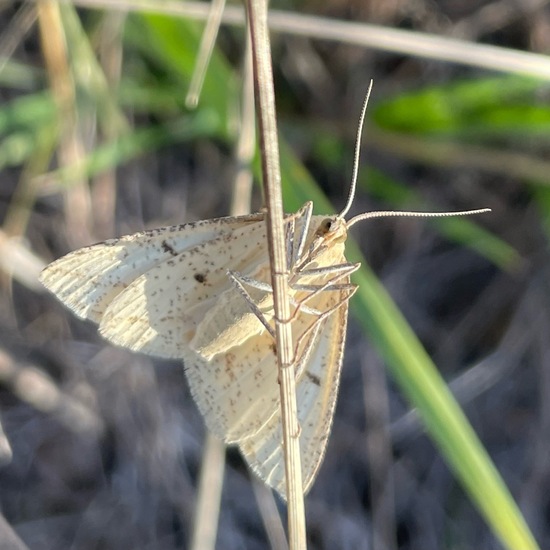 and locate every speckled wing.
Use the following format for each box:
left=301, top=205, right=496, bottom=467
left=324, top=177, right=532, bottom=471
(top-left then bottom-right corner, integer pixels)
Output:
left=41, top=206, right=353, bottom=498
left=183, top=282, right=331, bottom=443
left=39, top=213, right=266, bottom=358
left=237, top=287, right=349, bottom=497
left=183, top=240, right=351, bottom=496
